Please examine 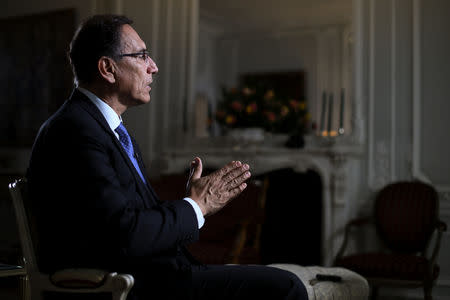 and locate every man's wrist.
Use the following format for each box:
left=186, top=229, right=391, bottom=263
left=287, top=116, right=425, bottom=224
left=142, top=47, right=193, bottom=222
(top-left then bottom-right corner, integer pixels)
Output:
left=183, top=197, right=205, bottom=228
